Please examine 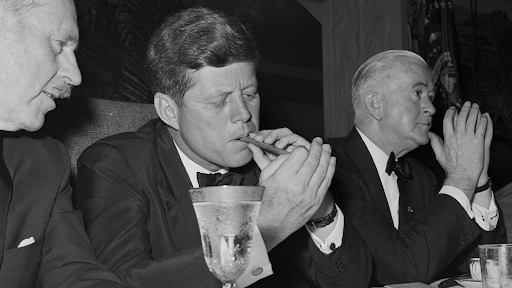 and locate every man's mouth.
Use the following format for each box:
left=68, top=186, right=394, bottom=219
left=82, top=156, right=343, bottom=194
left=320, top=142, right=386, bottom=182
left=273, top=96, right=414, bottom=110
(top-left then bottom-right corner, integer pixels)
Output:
left=43, top=92, right=57, bottom=99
